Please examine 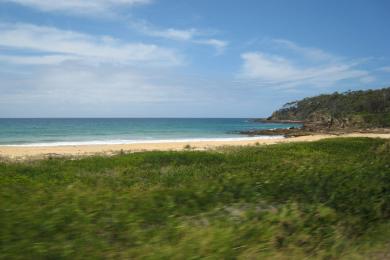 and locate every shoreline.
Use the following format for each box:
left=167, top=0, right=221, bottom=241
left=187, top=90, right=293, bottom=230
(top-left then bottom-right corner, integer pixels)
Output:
left=0, top=136, right=284, bottom=147
left=1, top=133, right=390, bottom=160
